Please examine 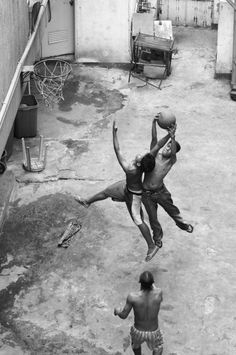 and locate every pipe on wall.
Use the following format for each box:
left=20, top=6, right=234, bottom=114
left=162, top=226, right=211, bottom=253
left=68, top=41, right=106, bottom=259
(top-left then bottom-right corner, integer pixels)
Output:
left=0, top=0, right=49, bottom=138
left=225, top=0, right=236, bottom=100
